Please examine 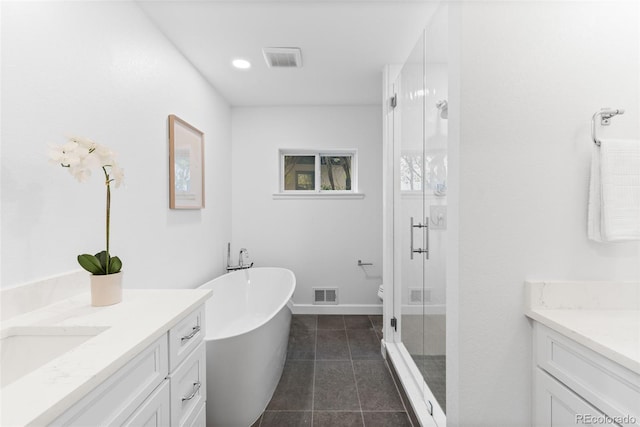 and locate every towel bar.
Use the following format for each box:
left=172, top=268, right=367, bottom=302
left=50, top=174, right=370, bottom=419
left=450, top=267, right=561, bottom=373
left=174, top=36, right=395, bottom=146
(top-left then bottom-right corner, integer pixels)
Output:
left=591, top=108, right=625, bottom=146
